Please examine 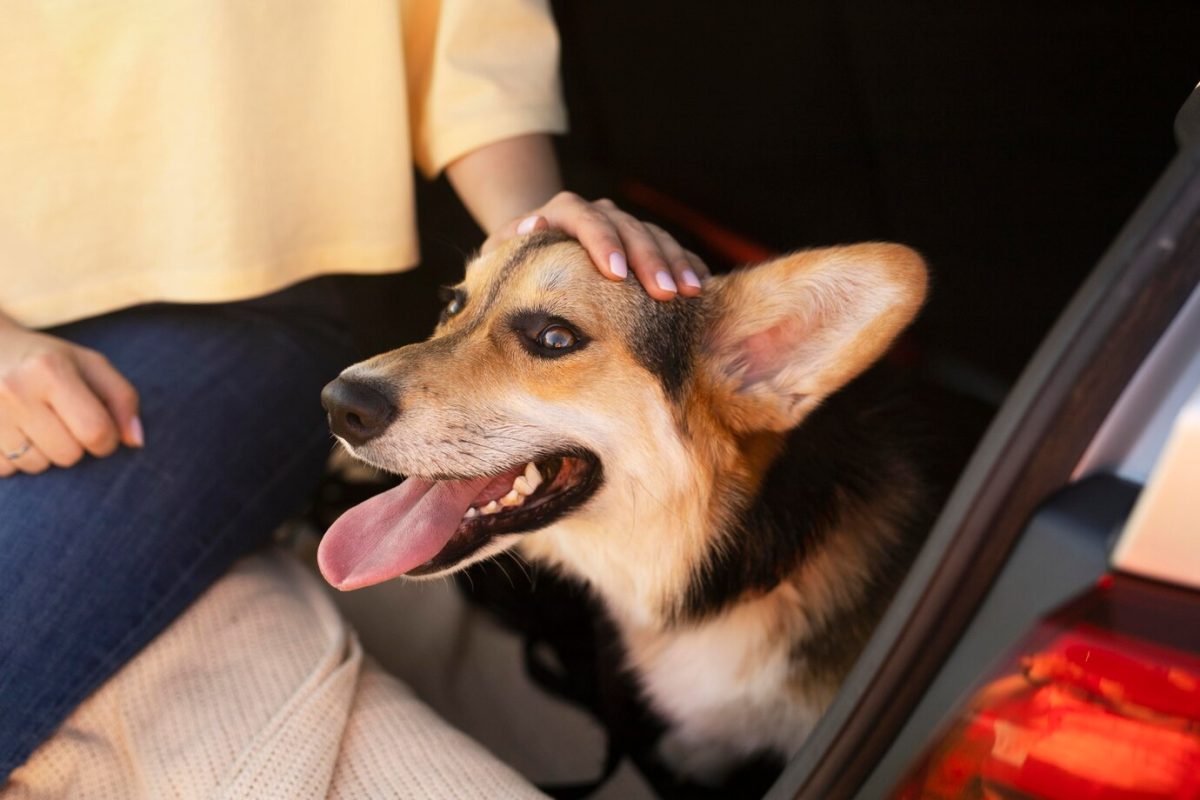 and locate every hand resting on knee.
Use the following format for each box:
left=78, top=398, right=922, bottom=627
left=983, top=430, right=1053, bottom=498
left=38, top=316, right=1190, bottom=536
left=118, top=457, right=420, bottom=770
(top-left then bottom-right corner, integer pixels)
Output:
left=0, top=317, right=142, bottom=477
